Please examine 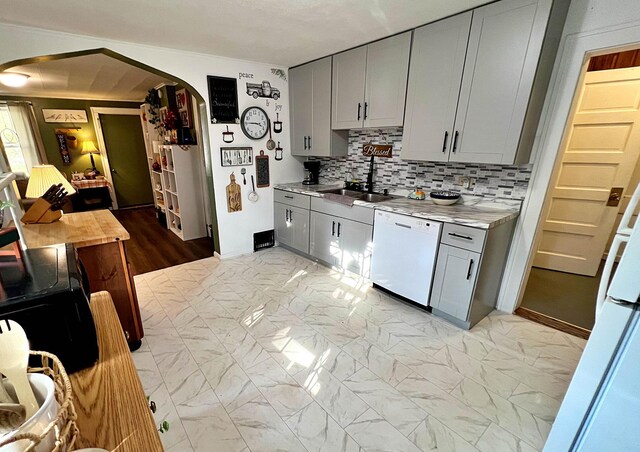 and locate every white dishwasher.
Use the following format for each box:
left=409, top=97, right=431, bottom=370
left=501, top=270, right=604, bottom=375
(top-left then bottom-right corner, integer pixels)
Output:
left=371, top=210, right=442, bottom=306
